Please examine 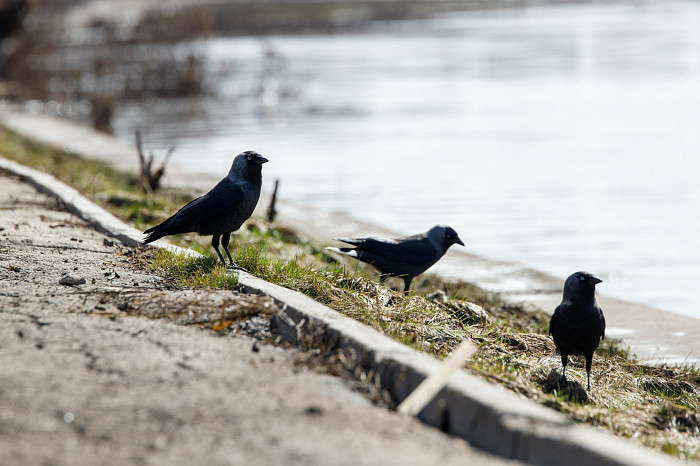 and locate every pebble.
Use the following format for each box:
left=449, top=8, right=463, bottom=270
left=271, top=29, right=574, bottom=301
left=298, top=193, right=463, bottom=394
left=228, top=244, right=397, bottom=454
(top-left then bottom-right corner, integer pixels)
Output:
left=59, top=275, right=86, bottom=286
